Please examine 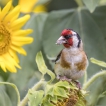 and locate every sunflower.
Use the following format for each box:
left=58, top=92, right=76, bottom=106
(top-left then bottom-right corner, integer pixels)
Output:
left=18, top=0, right=47, bottom=13
left=0, top=1, right=33, bottom=72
